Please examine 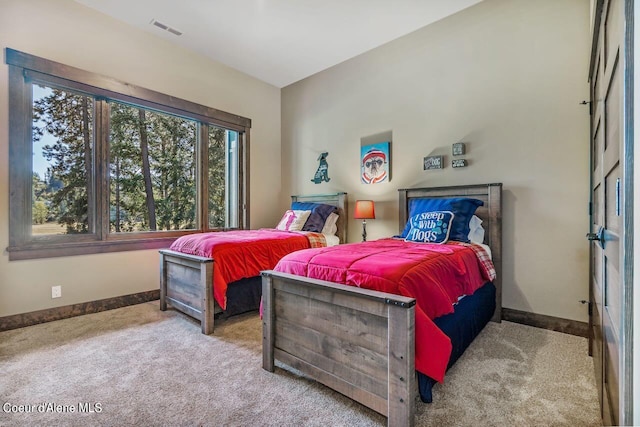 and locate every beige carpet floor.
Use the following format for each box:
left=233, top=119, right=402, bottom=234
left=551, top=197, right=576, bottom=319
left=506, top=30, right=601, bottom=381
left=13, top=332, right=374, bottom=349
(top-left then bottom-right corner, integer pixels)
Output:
left=0, top=302, right=600, bottom=426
